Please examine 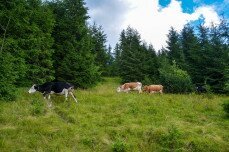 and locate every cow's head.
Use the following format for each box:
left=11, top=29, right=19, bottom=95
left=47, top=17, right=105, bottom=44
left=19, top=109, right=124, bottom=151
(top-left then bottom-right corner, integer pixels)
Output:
left=143, top=85, right=148, bottom=92
left=116, top=86, right=122, bottom=92
left=28, top=84, right=38, bottom=93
